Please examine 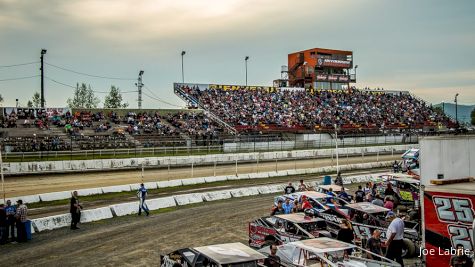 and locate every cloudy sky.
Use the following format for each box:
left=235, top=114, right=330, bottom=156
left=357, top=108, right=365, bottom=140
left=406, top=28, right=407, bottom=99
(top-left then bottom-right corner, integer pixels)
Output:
left=0, top=0, right=474, bottom=108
